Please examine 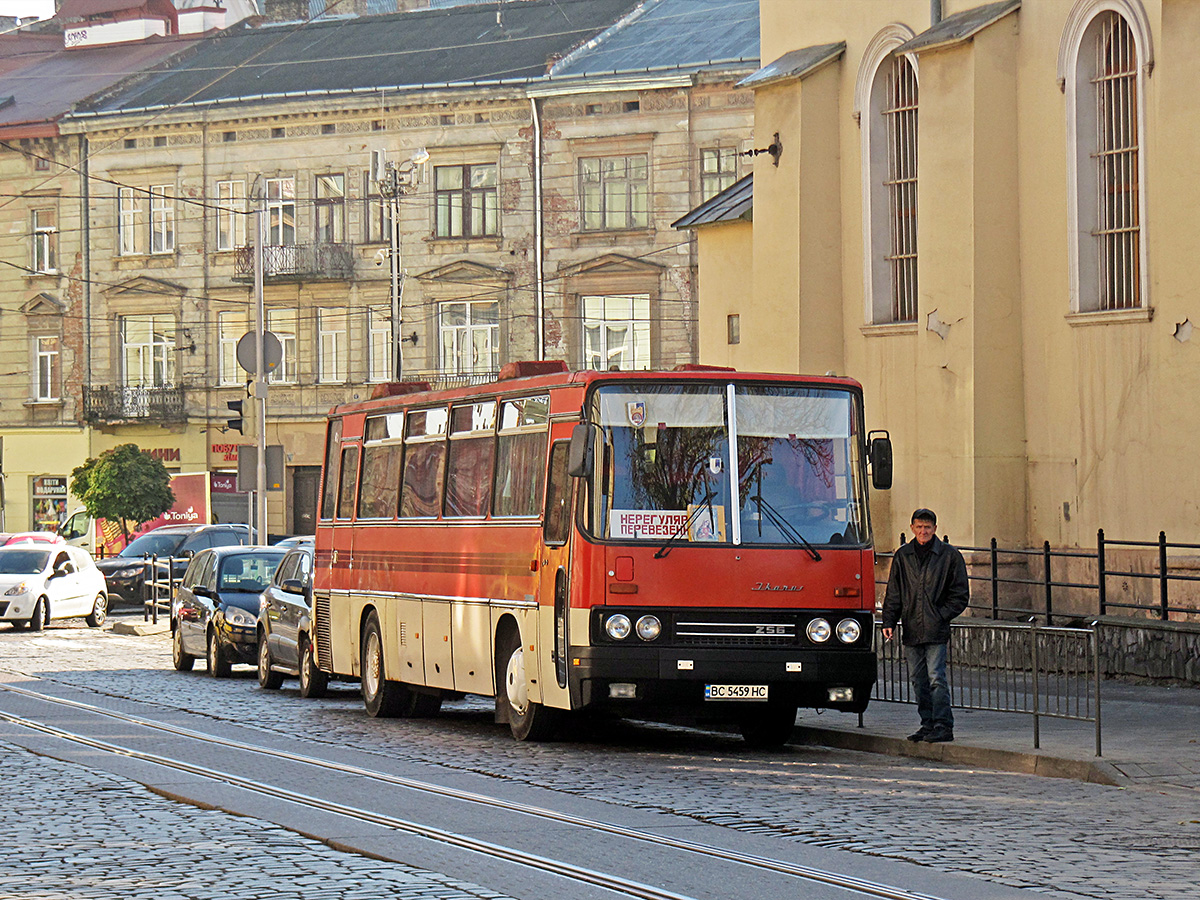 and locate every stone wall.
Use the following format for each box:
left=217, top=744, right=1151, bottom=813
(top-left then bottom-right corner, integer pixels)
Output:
left=1091, top=617, right=1200, bottom=685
